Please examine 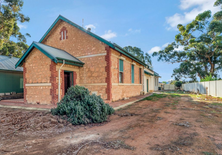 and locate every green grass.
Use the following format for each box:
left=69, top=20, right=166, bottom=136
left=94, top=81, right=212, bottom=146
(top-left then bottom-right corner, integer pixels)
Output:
left=211, top=103, right=222, bottom=106
left=202, top=152, right=215, bottom=155
left=143, top=93, right=181, bottom=101
left=143, top=93, right=167, bottom=101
